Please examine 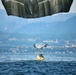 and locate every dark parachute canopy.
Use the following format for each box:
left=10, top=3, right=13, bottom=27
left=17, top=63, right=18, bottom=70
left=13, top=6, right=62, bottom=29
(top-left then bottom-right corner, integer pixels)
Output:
left=2, top=0, right=73, bottom=18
